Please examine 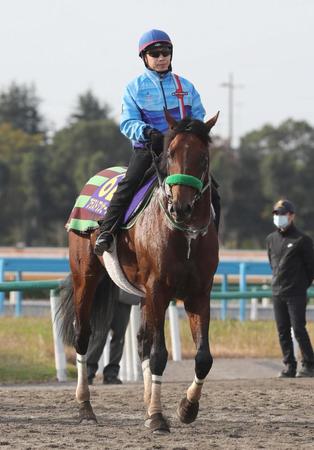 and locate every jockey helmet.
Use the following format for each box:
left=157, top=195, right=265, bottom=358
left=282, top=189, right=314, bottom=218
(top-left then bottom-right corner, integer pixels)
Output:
left=138, top=29, right=172, bottom=57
